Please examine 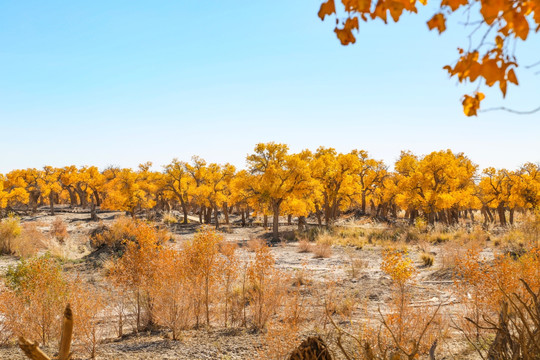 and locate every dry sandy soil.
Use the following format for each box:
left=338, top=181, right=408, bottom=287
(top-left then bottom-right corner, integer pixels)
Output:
left=0, top=209, right=485, bottom=359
